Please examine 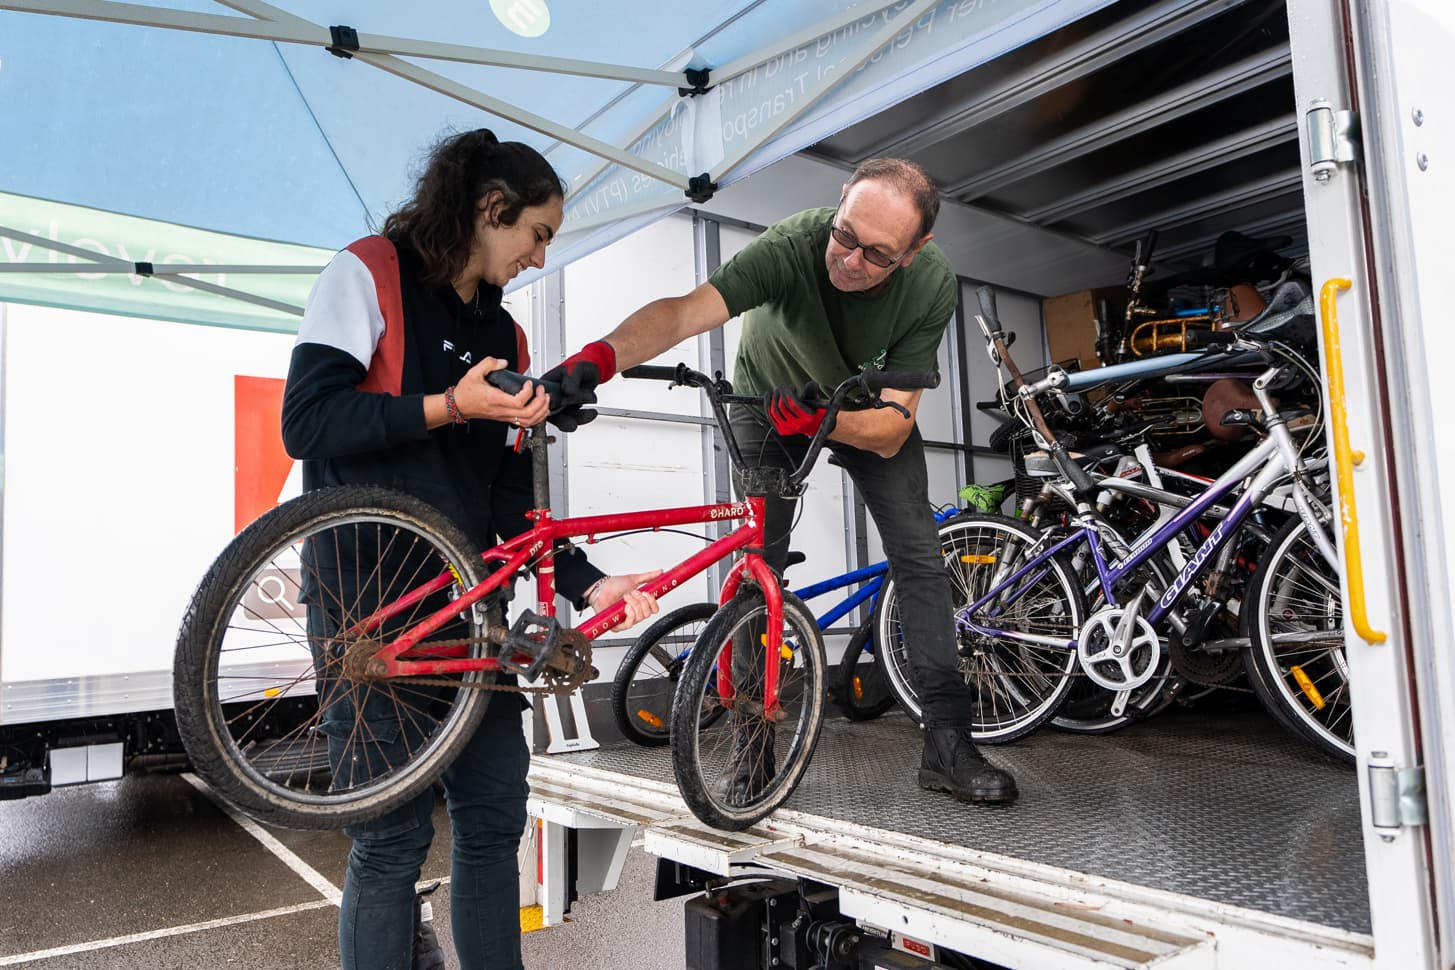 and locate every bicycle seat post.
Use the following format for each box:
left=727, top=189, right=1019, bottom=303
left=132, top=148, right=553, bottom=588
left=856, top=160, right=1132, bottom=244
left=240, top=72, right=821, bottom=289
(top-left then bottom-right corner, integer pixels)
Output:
left=527, top=425, right=553, bottom=514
